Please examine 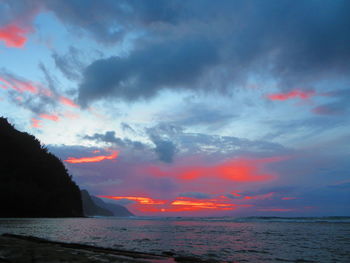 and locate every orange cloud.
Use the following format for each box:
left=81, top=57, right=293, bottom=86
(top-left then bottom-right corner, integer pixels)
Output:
left=39, top=114, right=59, bottom=122
left=0, top=24, right=30, bottom=48
left=99, top=196, right=167, bottom=205
left=64, top=150, right=119, bottom=164
left=267, top=90, right=315, bottom=101
left=100, top=195, right=252, bottom=214
left=31, top=118, right=42, bottom=128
